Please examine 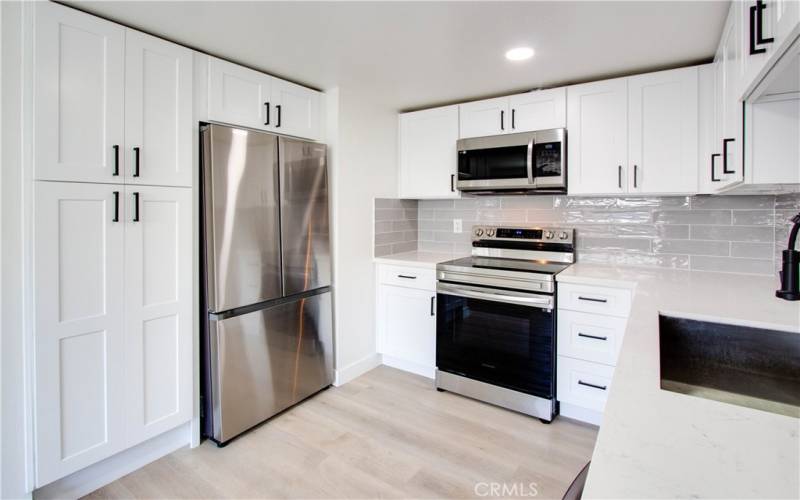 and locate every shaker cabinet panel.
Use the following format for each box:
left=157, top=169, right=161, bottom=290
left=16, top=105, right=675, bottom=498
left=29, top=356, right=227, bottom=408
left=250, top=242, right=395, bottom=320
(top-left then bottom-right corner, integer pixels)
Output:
left=378, top=283, right=437, bottom=376
left=34, top=182, right=126, bottom=486
left=459, top=97, right=509, bottom=138
left=398, top=105, right=460, bottom=199
left=271, top=78, right=322, bottom=140
left=124, top=186, right=193, bottom=445
left=627, top=66, right=698, bottom=194
left=566, top=78, right=628, bottom=195
left=208, top=57, right=272, bottom=131
left=33, top=1, right=125, bottom=183
left=125, top=30, right=193, bottom=187
left=509, top=88, right=567, bottom=132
